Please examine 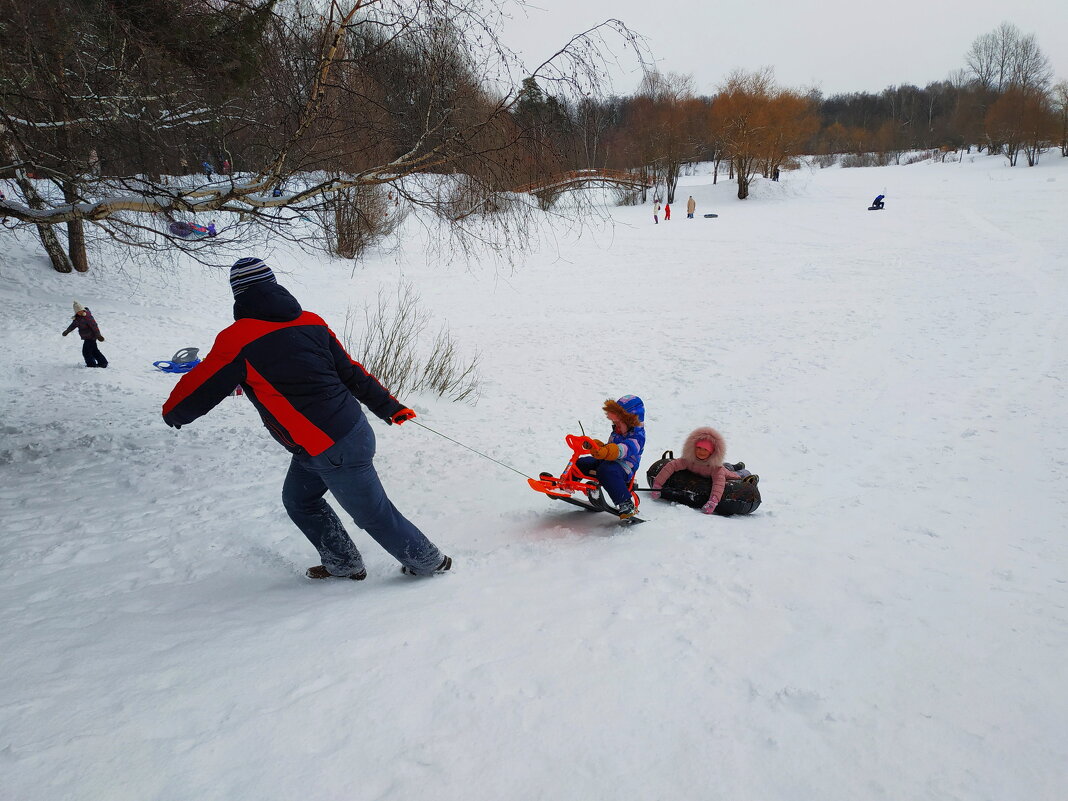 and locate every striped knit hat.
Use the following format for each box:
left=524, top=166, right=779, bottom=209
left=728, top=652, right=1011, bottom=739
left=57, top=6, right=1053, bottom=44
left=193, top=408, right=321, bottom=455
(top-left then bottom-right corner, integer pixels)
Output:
left=229, top=257, right=276, bottom=296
